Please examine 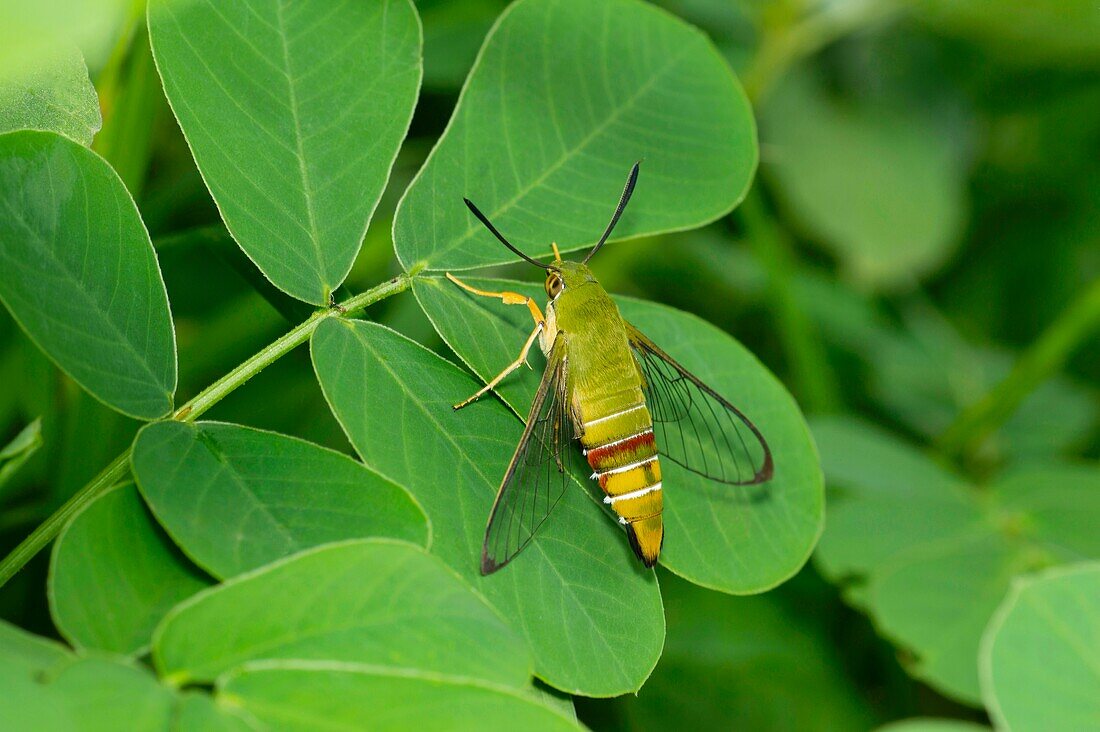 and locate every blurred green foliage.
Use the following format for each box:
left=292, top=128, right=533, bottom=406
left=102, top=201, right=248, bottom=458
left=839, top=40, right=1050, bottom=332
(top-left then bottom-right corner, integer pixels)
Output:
left=1, top=0, right=1099, bottom=729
